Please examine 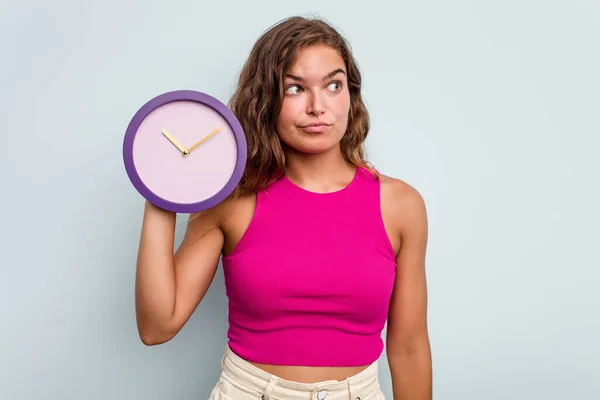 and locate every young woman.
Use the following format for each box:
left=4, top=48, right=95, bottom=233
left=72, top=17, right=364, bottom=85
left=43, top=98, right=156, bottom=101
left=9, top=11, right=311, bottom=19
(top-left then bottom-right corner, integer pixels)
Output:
left=135, top=16, right=432, bottom=400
